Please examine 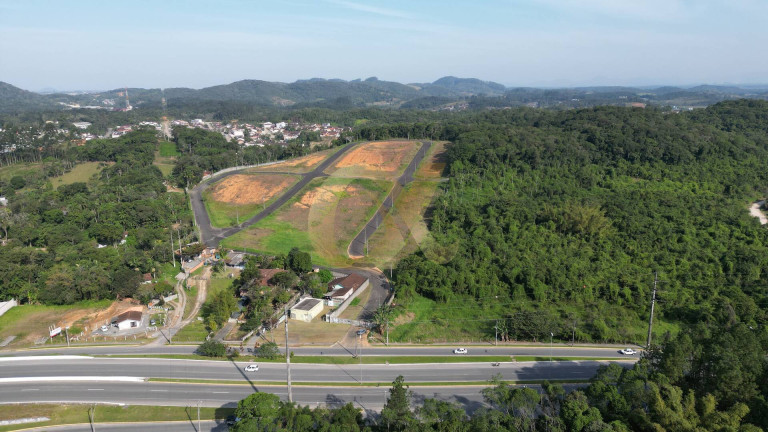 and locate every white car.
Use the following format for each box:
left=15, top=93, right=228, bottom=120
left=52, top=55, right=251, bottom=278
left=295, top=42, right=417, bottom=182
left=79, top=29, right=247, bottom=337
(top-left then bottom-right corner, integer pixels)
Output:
left=100, top=325, right=109, bottom=332
left=620, top=348, right=637, bottom=355
left=244, top=364, right=259, bottom=372
left=453, top=348, right=468, bottom=354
